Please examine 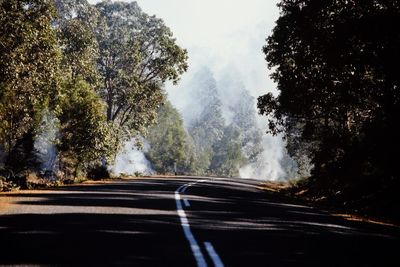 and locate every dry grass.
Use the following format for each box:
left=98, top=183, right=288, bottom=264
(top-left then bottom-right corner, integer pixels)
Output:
left=0, top=195, right=11, bottom=212
left=0, top=189, right=52, bottom=196
left=261, top=181, right=290, bottom=192
left=260, top=181, right=400, bottom=228
left=332, top=213, right=400, bottom=228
